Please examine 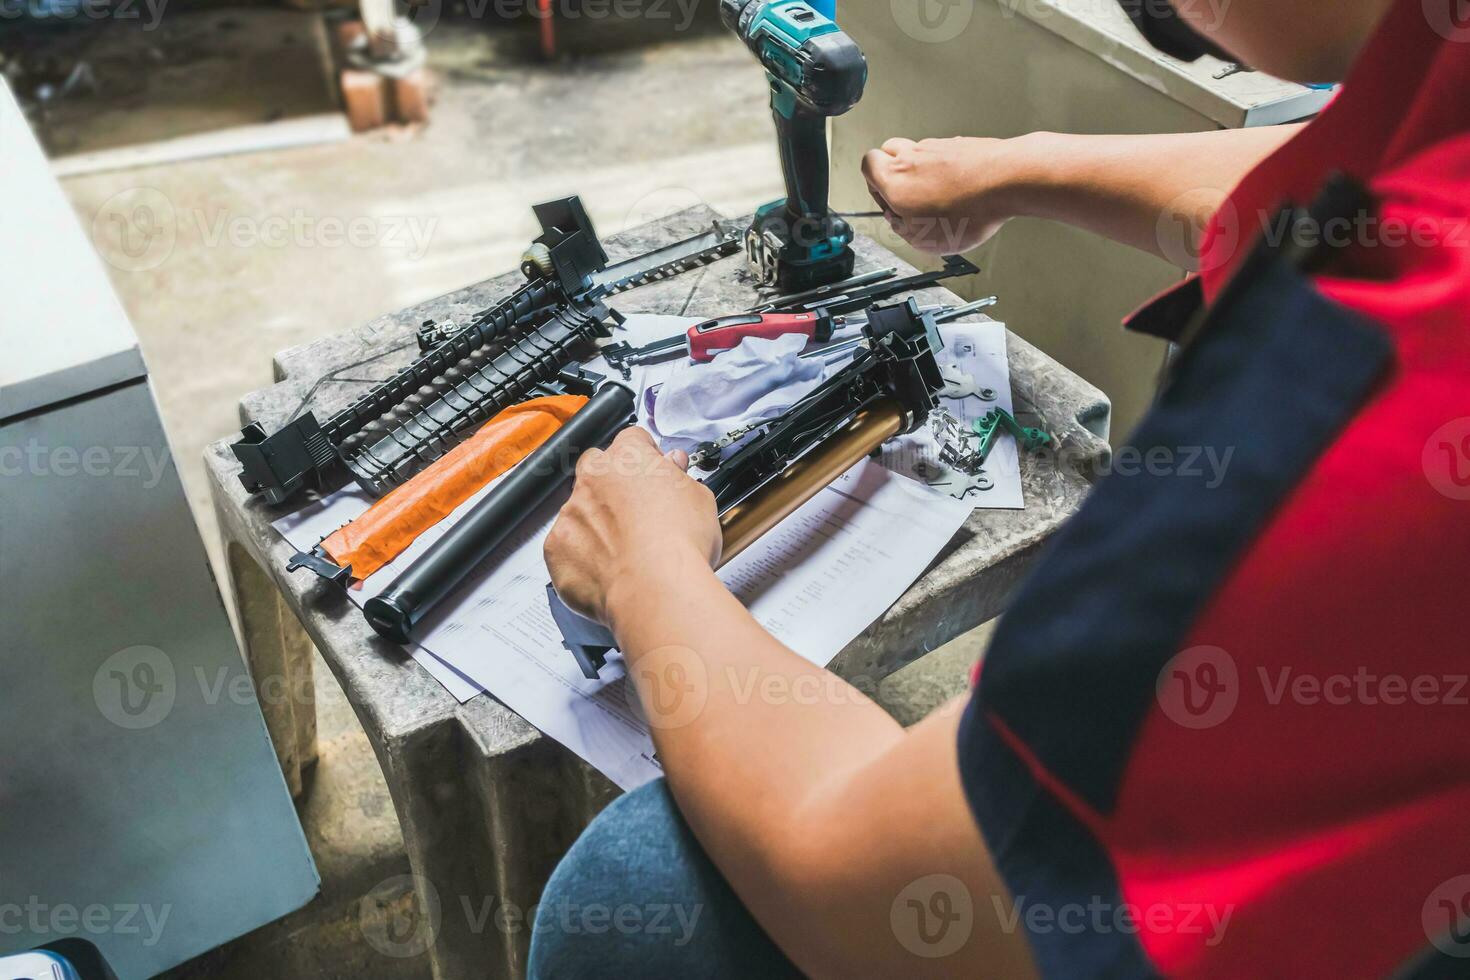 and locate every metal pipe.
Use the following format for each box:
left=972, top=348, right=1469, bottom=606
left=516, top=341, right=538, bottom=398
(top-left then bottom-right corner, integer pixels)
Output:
left=716, top=398, right=906, bottom=564
left=934, top=295, right=998, bottom=323
left=364, top=382, right=637, bottom=642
